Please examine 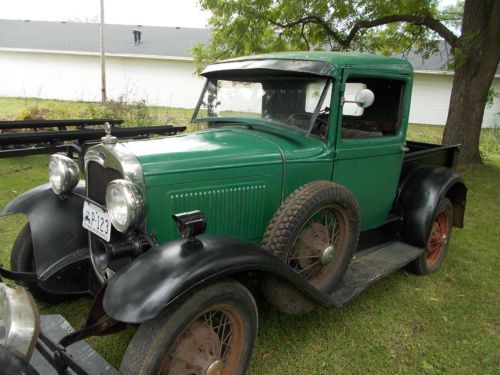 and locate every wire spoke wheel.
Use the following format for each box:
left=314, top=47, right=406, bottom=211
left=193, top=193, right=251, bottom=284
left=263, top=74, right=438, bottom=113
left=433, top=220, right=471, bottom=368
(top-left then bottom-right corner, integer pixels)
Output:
left=120, top=280, right=257, bottom=375
left=408, top=198, right=454, bottom=275
left=425, top=210, right=450, bottom=267
left=160, top=305, right=245, bottom=375
left=289, top=205, right=349, bottom=289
